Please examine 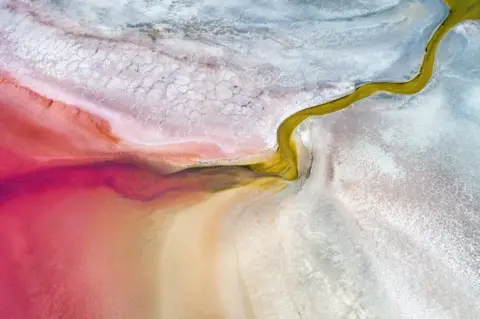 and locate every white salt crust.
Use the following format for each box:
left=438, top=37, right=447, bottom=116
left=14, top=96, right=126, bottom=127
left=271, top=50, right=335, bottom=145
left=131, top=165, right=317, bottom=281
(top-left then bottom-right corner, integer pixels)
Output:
left=0, top=0, right=445, bottom=161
